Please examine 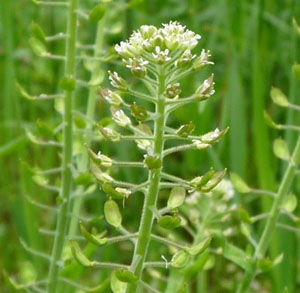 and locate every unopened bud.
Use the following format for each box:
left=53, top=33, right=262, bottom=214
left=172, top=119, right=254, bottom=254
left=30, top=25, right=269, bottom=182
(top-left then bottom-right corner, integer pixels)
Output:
left=124, top=57, right=148, bottom=78
left=175, top=49, right=196, bottom=68
left=97, top=125, right=120, bottom=142
left=164, top=83, right=181, bottom=99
